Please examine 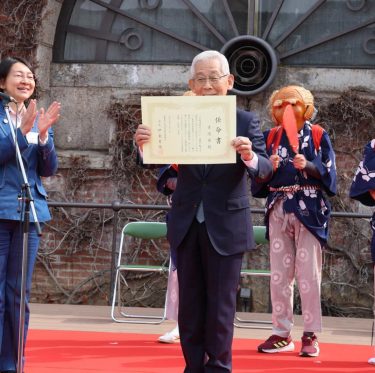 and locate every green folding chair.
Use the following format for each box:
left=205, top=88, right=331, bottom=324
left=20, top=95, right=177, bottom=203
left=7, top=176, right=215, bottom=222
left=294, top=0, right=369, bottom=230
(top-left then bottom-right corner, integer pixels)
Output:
left=235, top=225, right=272, bottom=329
left=111, top=221, right=170, bottom=324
